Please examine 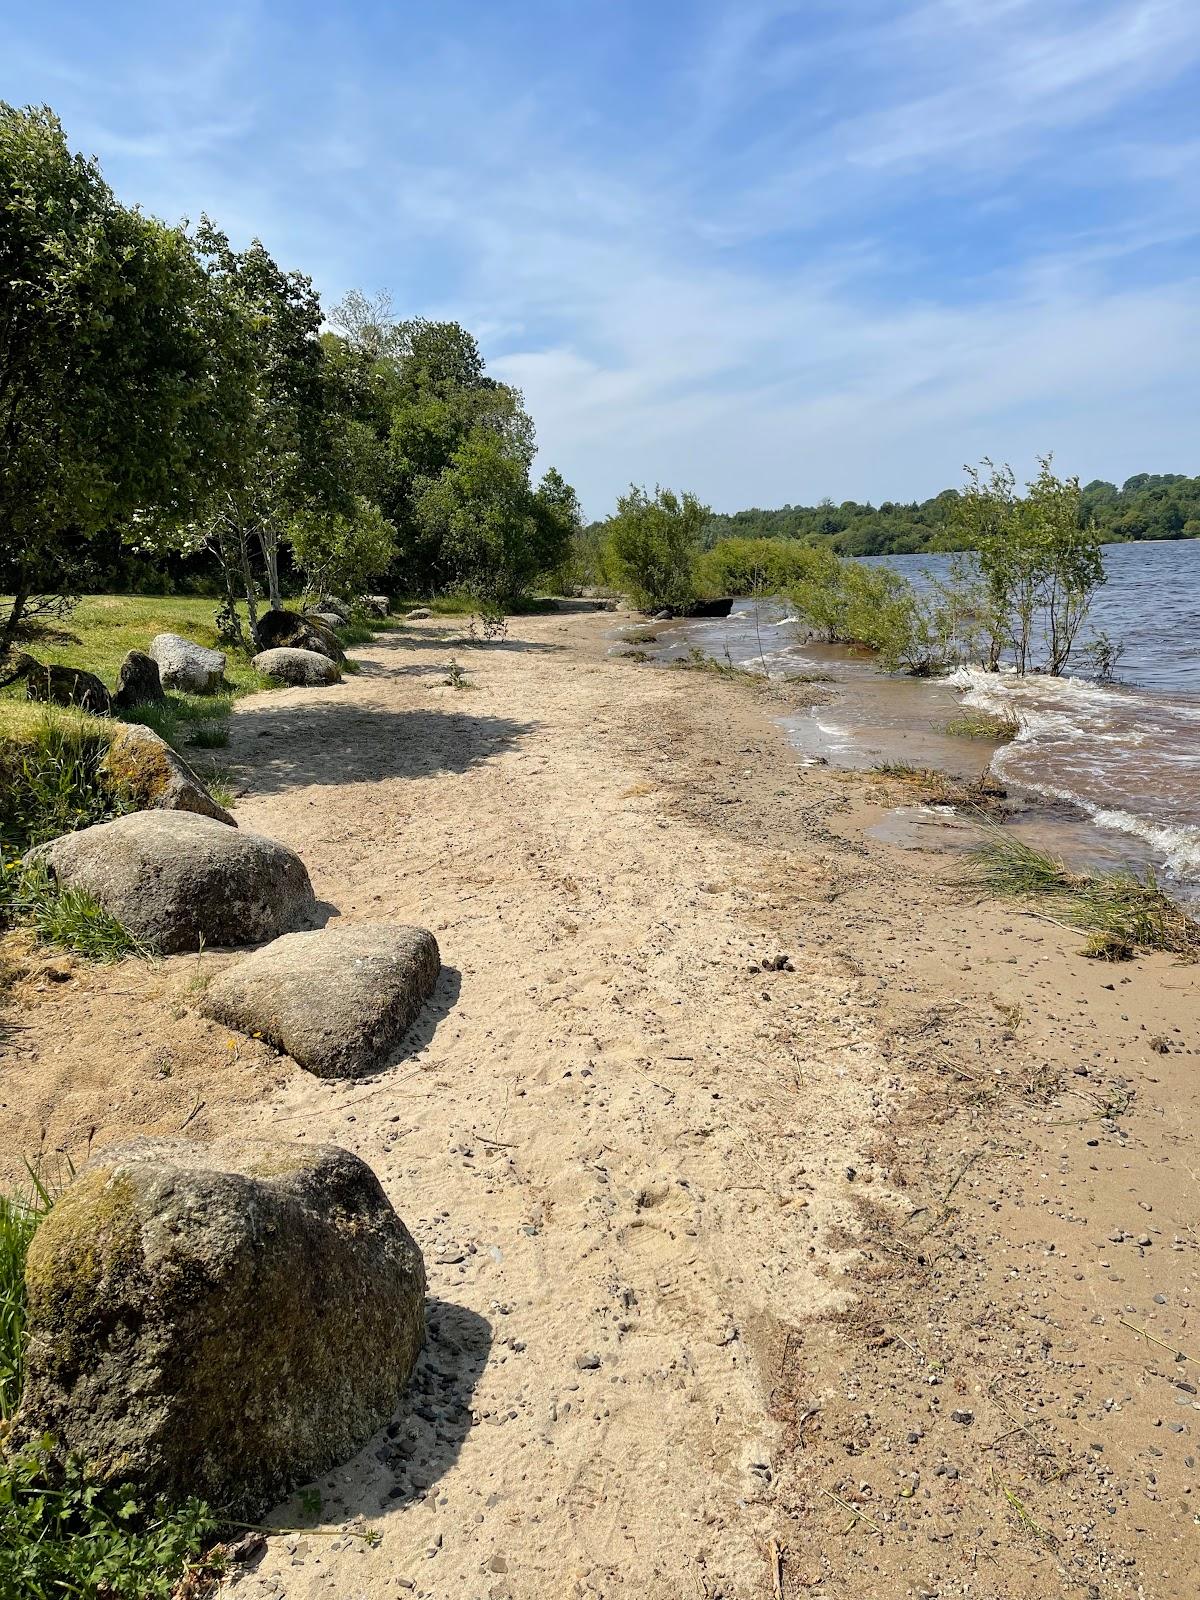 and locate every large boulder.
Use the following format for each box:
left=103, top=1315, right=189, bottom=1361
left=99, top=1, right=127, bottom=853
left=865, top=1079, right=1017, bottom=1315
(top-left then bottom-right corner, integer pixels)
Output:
left=251, top=647, right=341, bottom=687
left=312, top=596, right=350, bottom=623
left=311, top=611, right=348, bottom=630
left=148, top=634, right=226, bottom=695
left=26, top=810, right=314, bottom=953
left=15, top=1136, right=426, bottom=1518
left=112, top=649, right=164, bottom=710
left=255, top=609, right=344, bottom=663
left=0, top=653, right=111, bottom=715
left=100, top=723, right=235, bottom=826
left=406, top=608, right=432, bottom=621
left=201, top=923, right=441, bottom=1078
left=362, top=595, right=390, bottom=618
